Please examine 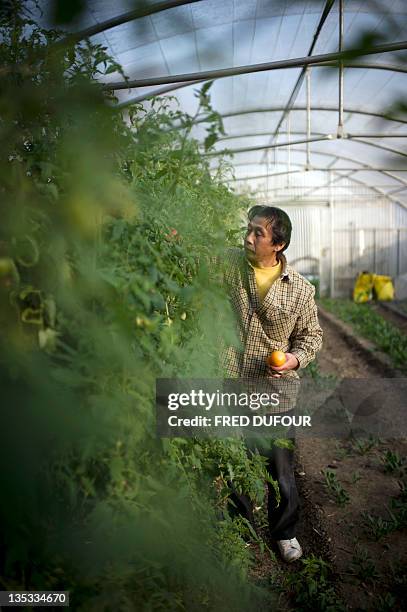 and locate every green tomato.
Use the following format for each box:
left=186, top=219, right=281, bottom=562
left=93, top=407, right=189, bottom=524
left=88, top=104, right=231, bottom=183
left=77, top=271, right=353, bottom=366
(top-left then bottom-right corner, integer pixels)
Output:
left=0, top=258, right=20, bottom=287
